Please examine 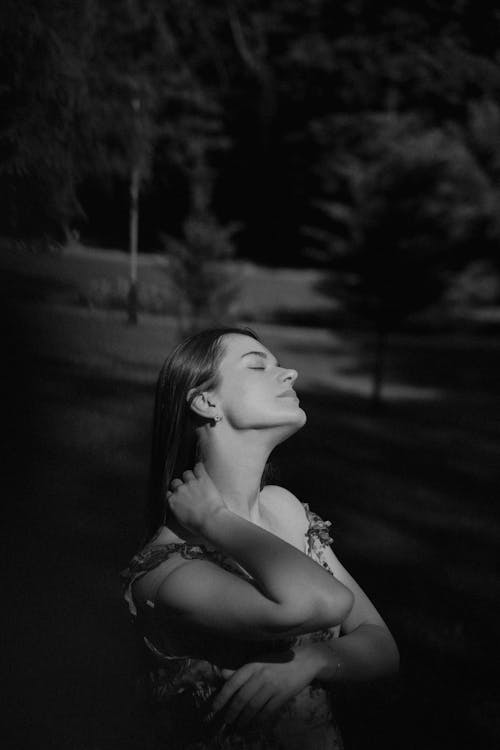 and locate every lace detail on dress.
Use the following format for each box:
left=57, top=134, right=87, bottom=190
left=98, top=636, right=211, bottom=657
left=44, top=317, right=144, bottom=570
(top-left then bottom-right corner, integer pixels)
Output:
left=302, top=502, right=334, bottom=573
left=122, top=541, right=242, bottom=580
left=121, top=542, right=250, bottom=617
